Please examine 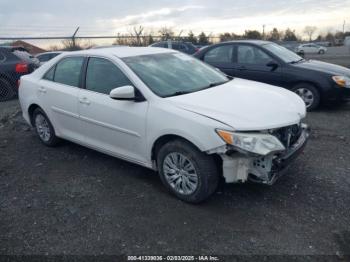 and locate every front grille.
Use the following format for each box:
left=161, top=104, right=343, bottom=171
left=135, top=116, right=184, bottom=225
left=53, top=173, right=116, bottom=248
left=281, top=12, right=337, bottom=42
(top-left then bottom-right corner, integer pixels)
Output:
left=271, top=124, right=302, bottom=149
